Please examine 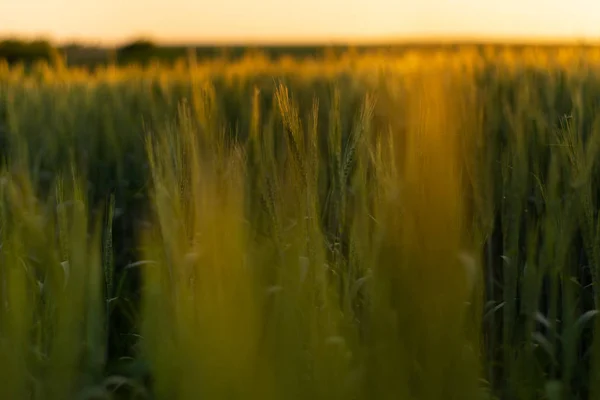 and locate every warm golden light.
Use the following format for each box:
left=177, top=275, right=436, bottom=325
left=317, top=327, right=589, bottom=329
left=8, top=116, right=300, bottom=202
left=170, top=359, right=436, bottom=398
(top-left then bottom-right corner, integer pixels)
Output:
left=1, top=0, right=599, bottom=44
